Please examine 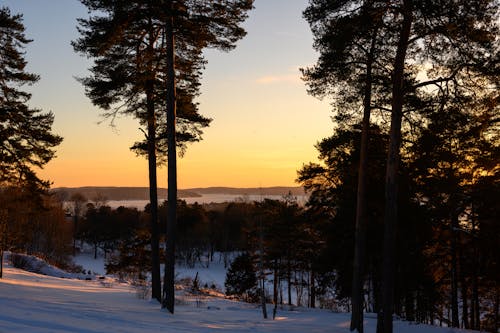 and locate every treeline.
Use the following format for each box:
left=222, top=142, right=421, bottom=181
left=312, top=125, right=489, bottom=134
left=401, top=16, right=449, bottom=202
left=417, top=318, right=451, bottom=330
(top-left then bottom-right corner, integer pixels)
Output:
left=297, top=125, right=499, bottom=331
left=53, top=187, right=201, bottom=201
left=71, top=196, right=327, bottom=310
left=300, top=1, right=499, bottom=332
left=0, top=188, right=72, bottom=276
left=68, top=165, right=497, bottom=332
